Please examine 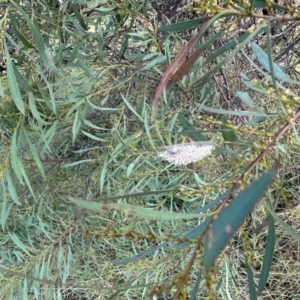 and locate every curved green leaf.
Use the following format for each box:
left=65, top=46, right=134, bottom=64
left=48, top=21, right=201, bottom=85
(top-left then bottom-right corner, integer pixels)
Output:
left=4, top=43, right=25, bottom=115
left=236, top=91, right=254, bottom=107
left=247, top=265, right=257, bottom=300
left=192, top=24, right=267, bottom=89
left=159, top=18, right=206, bottom=32
left=258, top=214, right=275, bottom=293
left=10, top=15, right=34, bottom=48
left=140, top=55, right=167, bottom=71
left=204, top=167, right=276, bottom=271
left=178, top=115, right=207, bottom=141
left=67, top=194, right=211, bottom=220
left=5, top=169, right=21, bottom=205
left=251, top=43, right=299, bottom=84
